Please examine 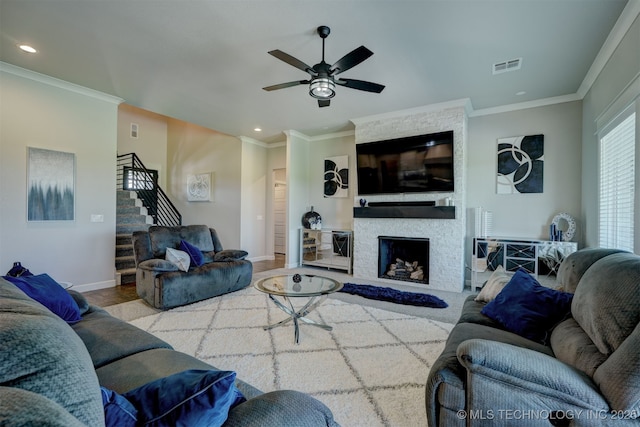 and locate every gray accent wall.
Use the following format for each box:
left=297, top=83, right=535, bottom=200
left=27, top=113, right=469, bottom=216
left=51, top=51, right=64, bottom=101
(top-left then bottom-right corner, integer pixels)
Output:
left=467, top=101, right=583, bottom=242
